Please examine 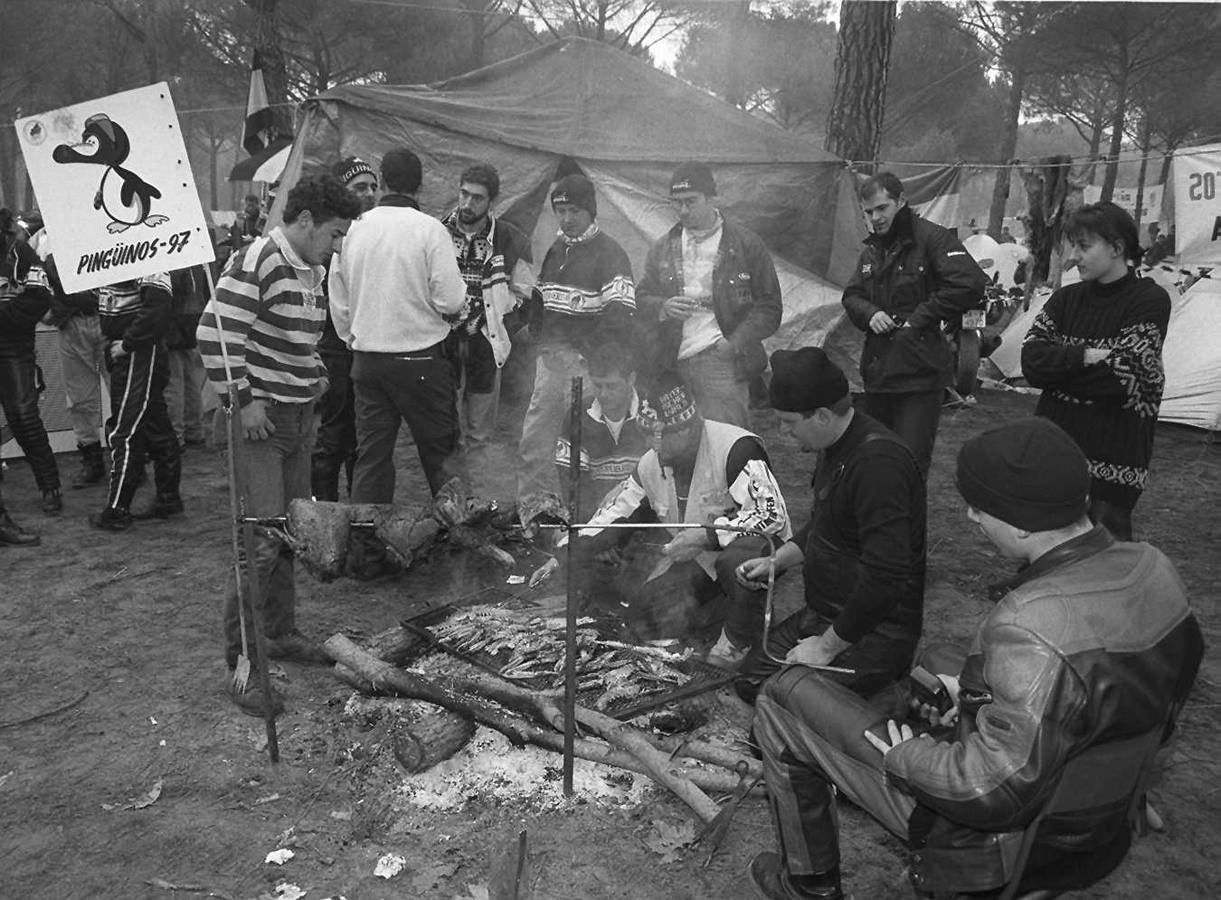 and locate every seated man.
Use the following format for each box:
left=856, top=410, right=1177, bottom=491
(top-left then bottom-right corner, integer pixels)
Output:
left=748, top=417, right=1203, bottom=900
left=568, top=373, right=790, bottom=663
left=734, top=347, right=926, bottom=704
left=554, top=341, right=650, bottom=523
